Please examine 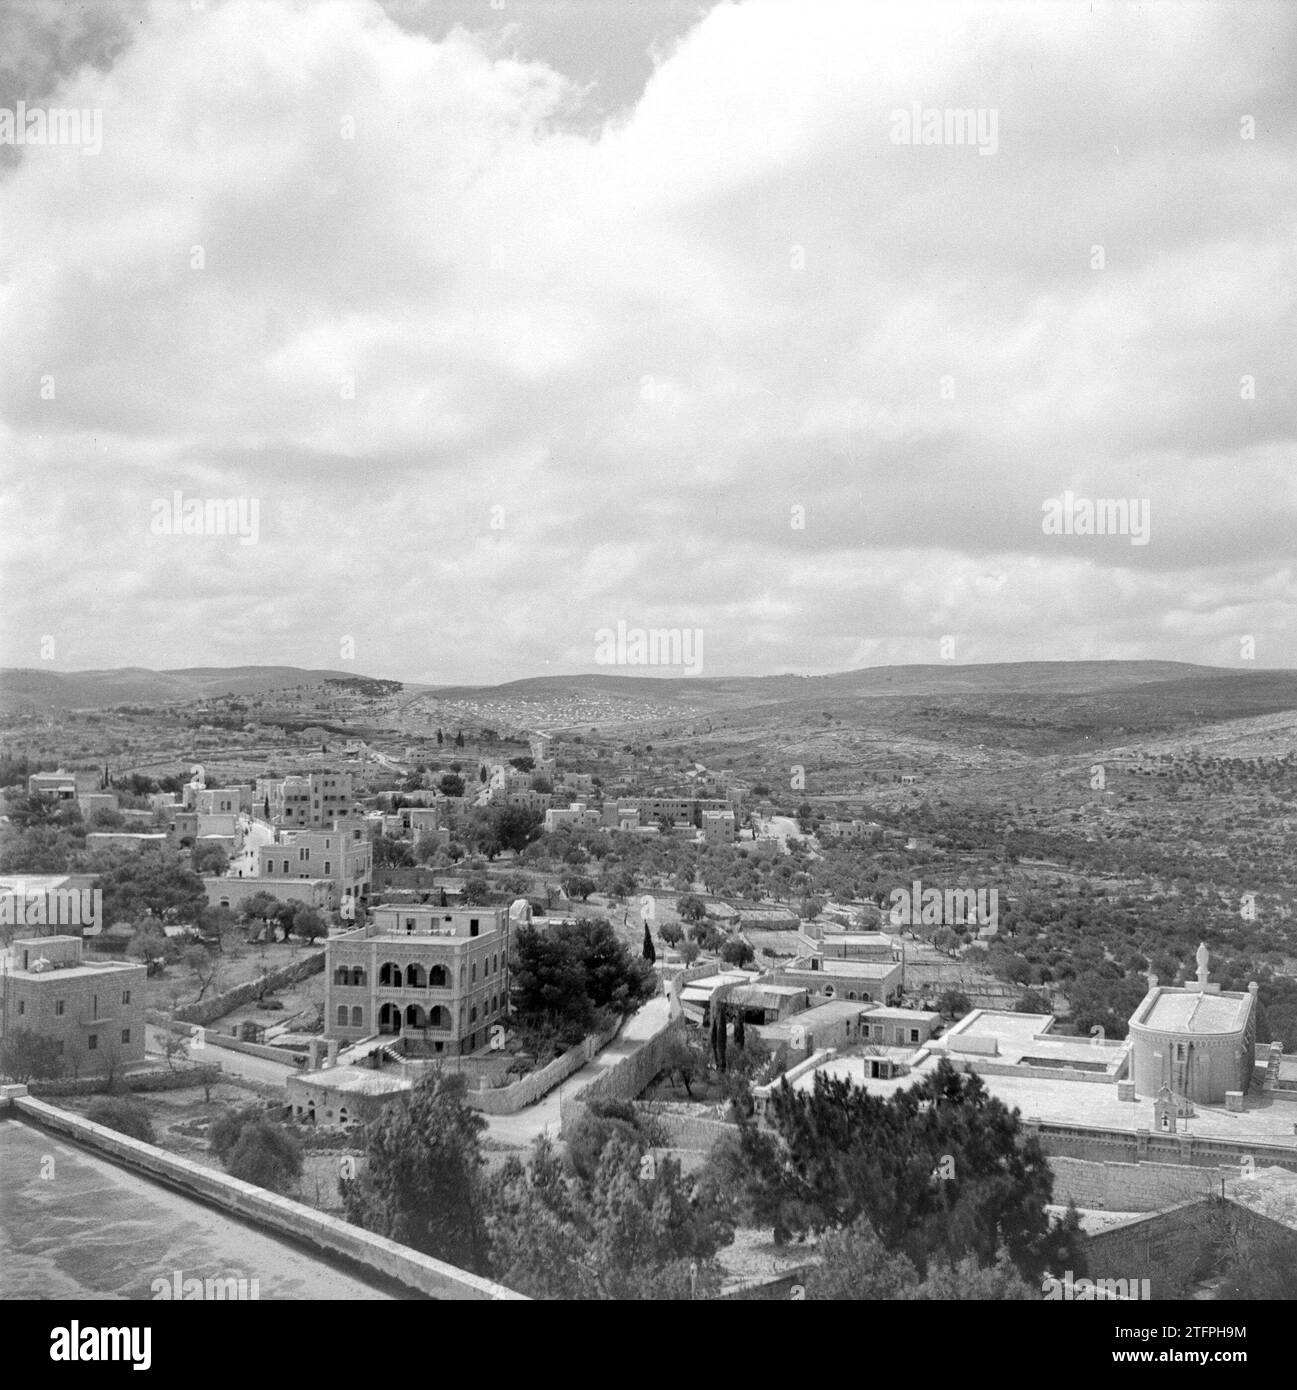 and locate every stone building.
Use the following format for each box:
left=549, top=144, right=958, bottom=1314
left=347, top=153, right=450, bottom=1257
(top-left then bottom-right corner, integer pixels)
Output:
left=325, top=904, right=509, bottom=1056
left=1127, top=944, right=1257, bottom=1105
left=0, top=936, right=146, bottom=1077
